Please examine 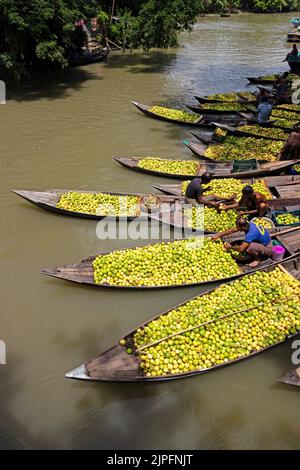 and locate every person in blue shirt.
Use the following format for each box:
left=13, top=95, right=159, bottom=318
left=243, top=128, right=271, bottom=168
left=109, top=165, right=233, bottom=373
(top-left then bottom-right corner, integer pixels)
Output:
left=212, top=217, right=273, bottom=268
left=257, top=97, right=272, bottom=125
